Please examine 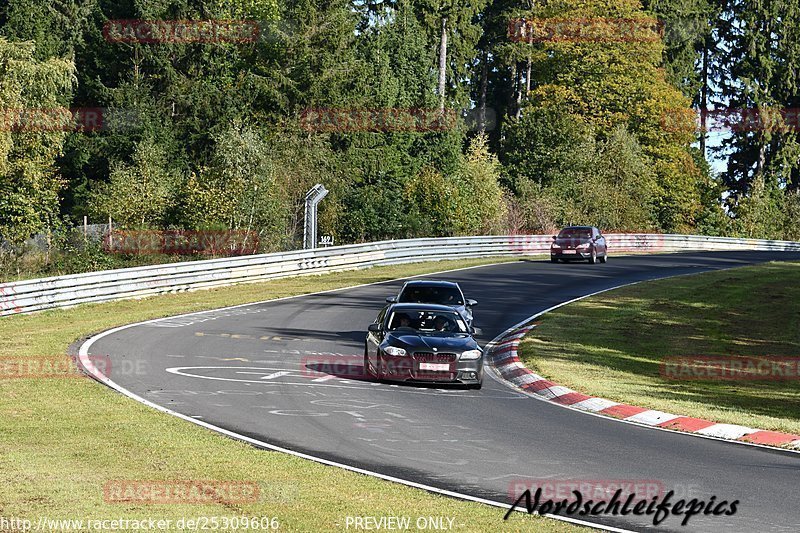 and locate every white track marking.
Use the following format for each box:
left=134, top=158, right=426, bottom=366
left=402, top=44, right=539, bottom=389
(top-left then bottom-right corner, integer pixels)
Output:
left=625, top=410, right=680, bottom=426
left=164, top=366, right=499, bottom=397
left=696, top=423, right=759, bottom=440
left=259, top=371, right=292, bottom=380
left=514, top=373, right=545, bottom=386
left=571, top=398, right=619, bottom=412
left=532, top=385, right=574, bottom=400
